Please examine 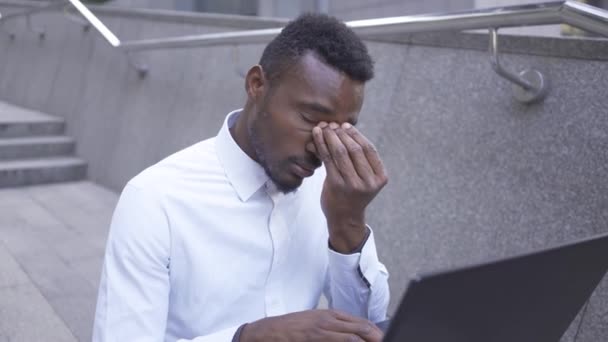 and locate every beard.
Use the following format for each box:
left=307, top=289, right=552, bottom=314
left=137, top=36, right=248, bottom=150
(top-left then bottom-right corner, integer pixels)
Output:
left=248, top=110, right=303, bottom=194
left=247, top=117, right=302, bottom=194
